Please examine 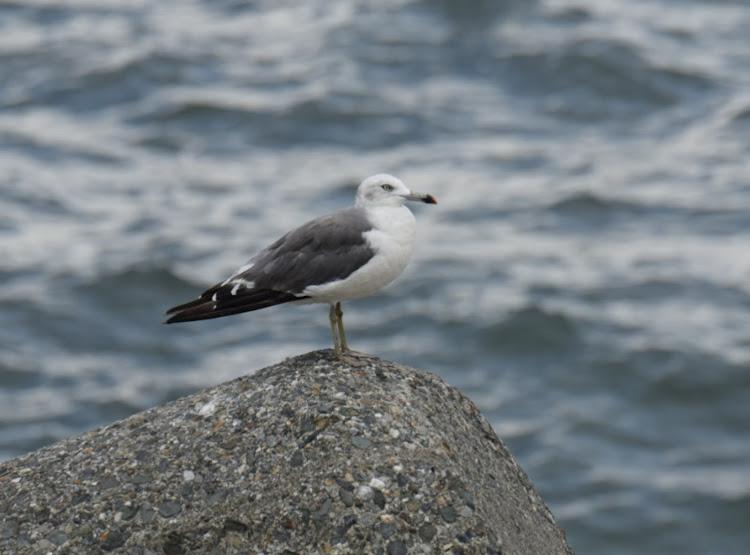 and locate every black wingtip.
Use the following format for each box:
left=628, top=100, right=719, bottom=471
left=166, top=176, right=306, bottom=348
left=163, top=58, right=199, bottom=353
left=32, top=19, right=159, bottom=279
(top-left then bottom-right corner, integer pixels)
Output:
left=164, top=308, right=186, bottom=323
left=163, top=289, right=304, bottom=324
